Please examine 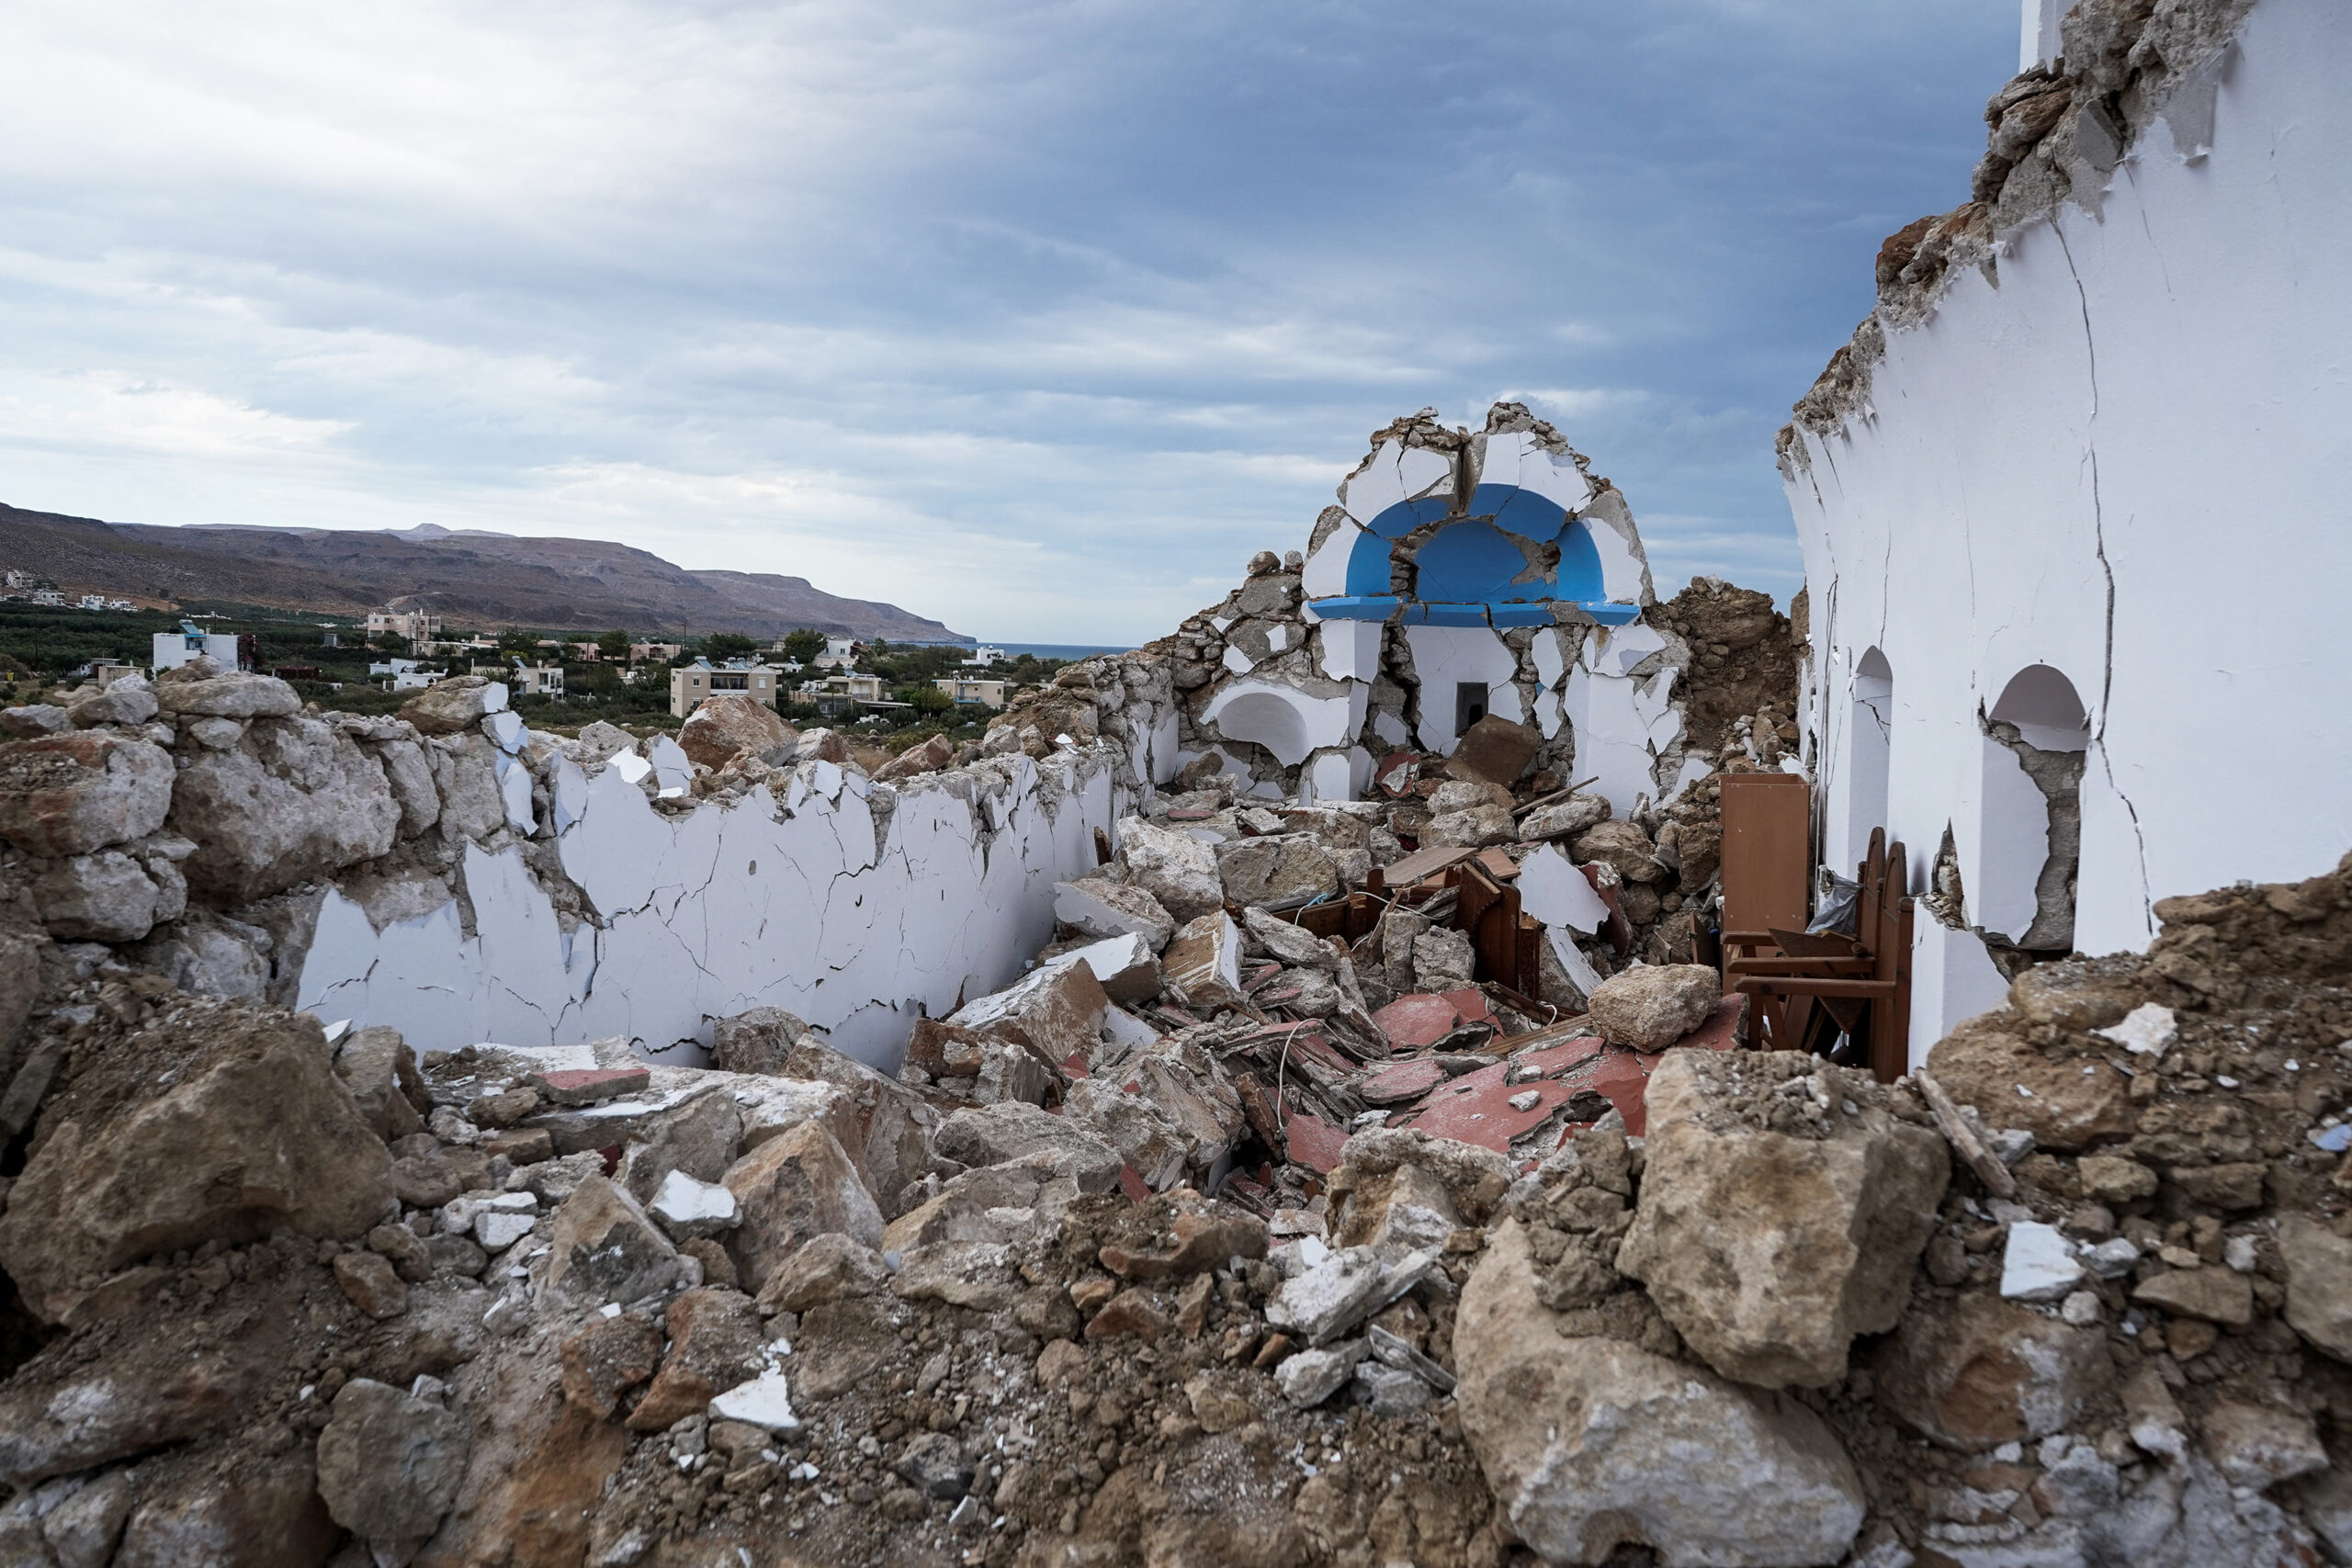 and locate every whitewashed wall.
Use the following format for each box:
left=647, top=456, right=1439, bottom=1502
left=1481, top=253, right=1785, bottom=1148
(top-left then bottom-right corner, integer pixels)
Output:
left=1784, top=0, right=2352, bottom=1054
left=298, top=746, right=1163, bottom=1071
